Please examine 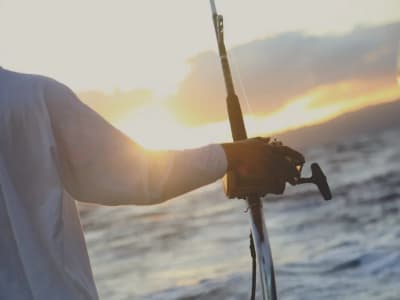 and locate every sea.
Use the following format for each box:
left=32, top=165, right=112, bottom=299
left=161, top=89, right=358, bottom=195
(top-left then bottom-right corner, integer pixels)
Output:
left=79, top=126, right=400, bottom=300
